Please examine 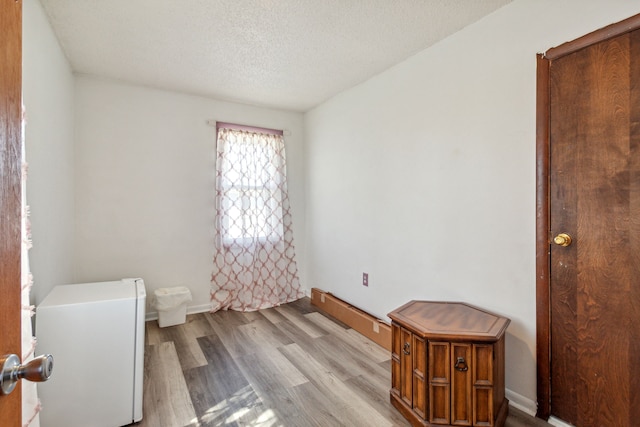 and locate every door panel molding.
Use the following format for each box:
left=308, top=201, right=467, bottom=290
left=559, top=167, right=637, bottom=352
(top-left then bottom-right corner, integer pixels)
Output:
left=535, top=12, right=640, bottom=421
